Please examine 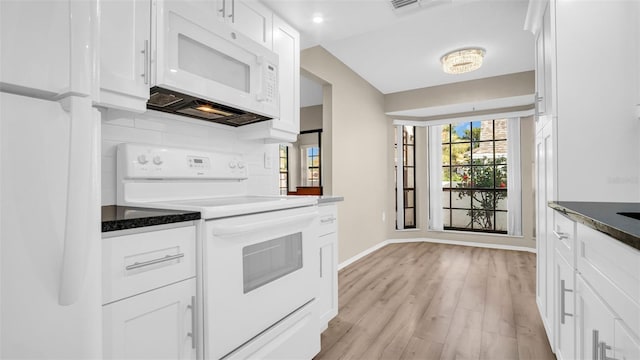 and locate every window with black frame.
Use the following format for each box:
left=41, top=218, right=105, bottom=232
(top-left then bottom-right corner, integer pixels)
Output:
left=395, top=125, right=416, bottom=229
left=441, top=119, right=508, bottom=233
left=279, top=144, right=289, bottom=195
